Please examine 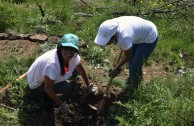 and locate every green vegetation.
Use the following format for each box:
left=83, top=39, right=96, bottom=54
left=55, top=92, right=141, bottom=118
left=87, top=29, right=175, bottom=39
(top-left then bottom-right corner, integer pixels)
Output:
left=116, top=77, right=194, bottom=126
left=0, top=0, right=194, bottom=125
